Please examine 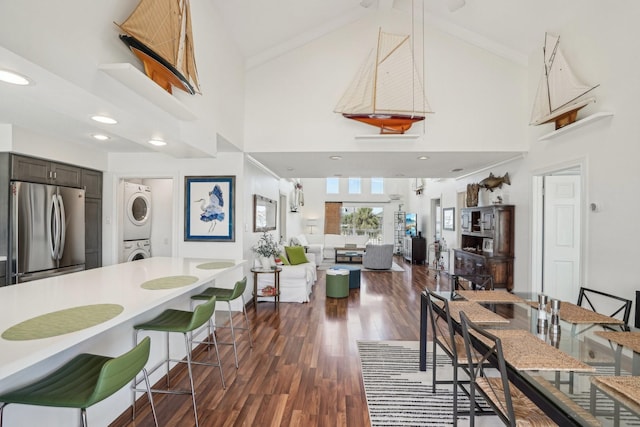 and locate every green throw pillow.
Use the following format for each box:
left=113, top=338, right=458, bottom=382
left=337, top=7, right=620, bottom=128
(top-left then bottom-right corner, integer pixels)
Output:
left=279, top=252, right=291, bottom=265
left=285, top=246, right=308, bottom=265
